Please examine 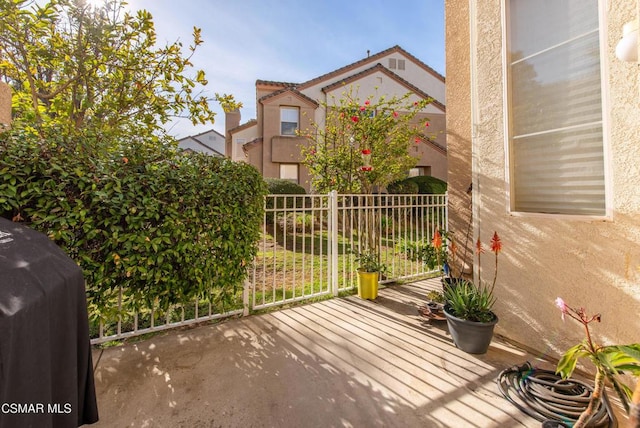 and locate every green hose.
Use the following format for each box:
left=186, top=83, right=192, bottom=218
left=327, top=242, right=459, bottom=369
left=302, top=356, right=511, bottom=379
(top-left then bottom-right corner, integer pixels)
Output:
left=496, top=362, right=616, bottom=427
